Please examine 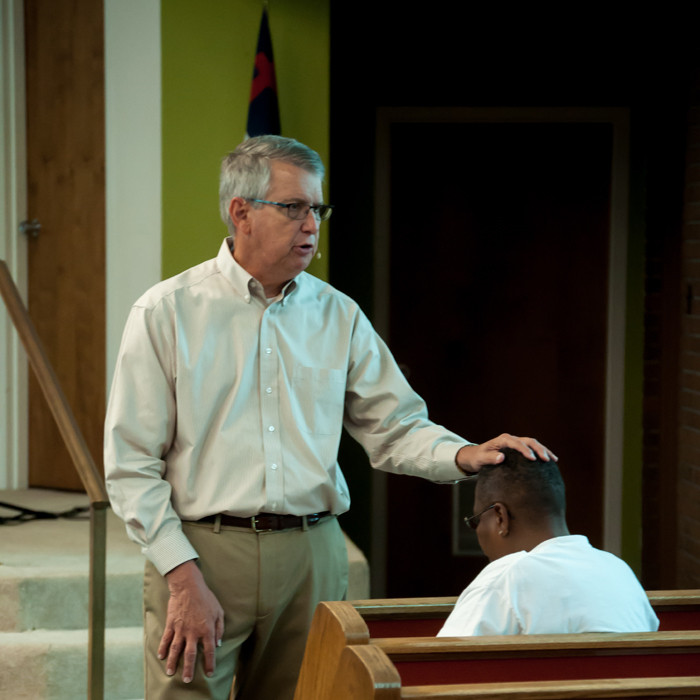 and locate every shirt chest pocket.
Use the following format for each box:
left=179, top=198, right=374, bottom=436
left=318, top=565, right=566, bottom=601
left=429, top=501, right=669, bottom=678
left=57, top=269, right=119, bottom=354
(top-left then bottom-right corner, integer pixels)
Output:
left=292, top=365, right=346, bottom=435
